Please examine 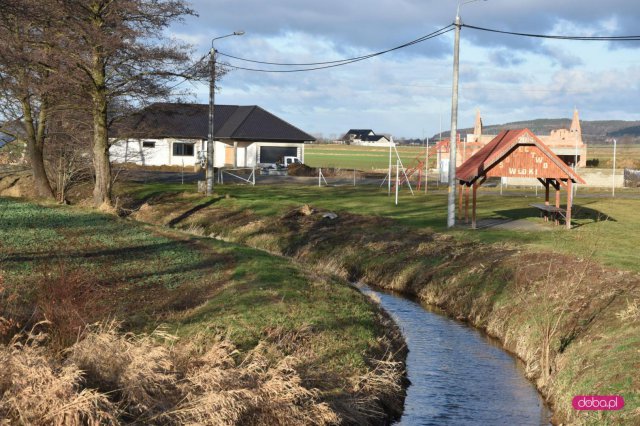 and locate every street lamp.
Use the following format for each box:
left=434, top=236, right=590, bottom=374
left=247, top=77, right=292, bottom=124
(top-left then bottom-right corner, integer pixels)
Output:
left=207, top=31, right=245, bottom=196
left=447, top=0, right=487, bottom=228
